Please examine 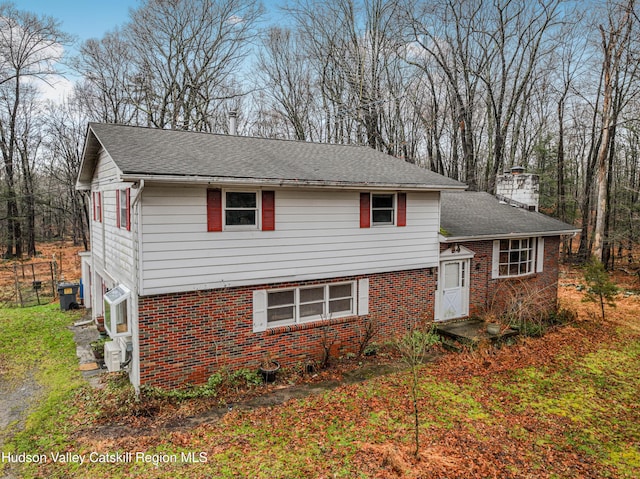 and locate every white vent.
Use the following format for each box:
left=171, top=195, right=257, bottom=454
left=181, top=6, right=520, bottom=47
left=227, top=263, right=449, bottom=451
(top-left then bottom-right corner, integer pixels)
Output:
left=104, top=341, right=121, bottom=372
